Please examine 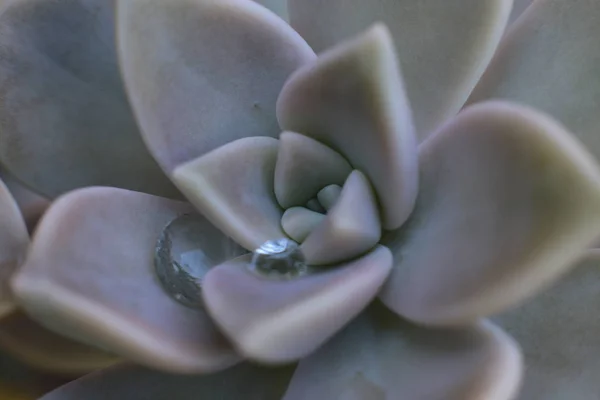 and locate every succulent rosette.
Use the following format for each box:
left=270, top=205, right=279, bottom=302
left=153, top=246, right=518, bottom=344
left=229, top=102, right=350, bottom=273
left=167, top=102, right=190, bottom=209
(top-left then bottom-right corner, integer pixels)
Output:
left=0, top=0, right=599, bottom=398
